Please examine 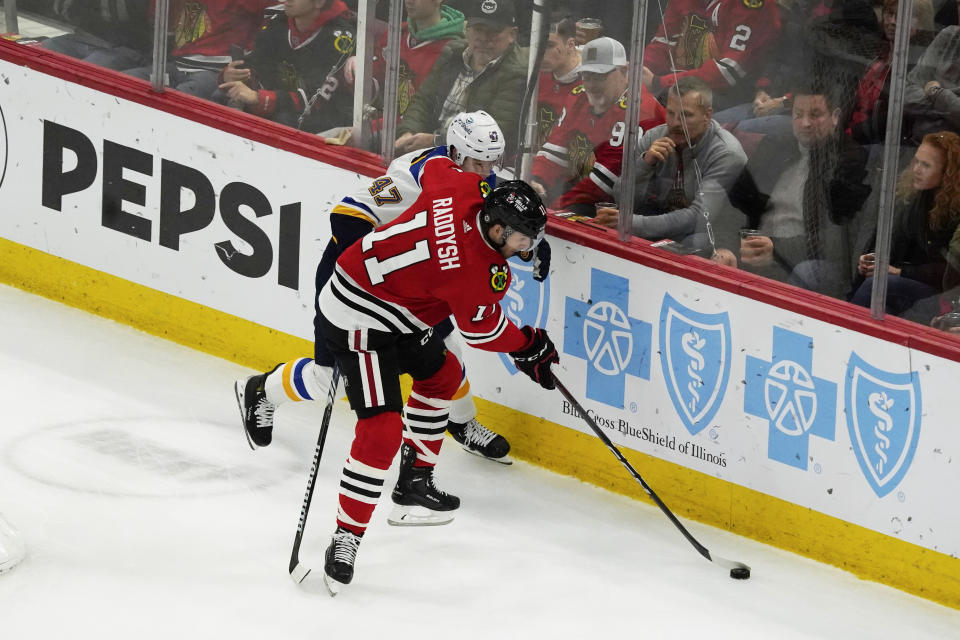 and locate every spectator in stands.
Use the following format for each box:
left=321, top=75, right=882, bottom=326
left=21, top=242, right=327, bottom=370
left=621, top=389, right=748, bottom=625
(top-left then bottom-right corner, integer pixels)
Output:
left=536, top=16, right=580, bottom=150
left=801, top=1, right=884, bottom=123
left=904, top=25, right=960, bottom=143
left=592, top=77, right=746, bottom=254
left=217, top=0, right=357, bottom=134
left=712, top=0, right=826, bottom=137
left=731, top=82, right=872, bottom=298
left=41, top=0, right=151, bottom=71
left=530, top=37, right=665, bottom=203
left=640, top=0, right=781, bottom=111
left=125, top=0, right=272, bottom=100
left=347, top=0, right=465, bottom=120
left=847, top=0, right=935, bottom=145
left=850, top=131, right=960, bottom=322
left=394, top=0, right=528, bottom=157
